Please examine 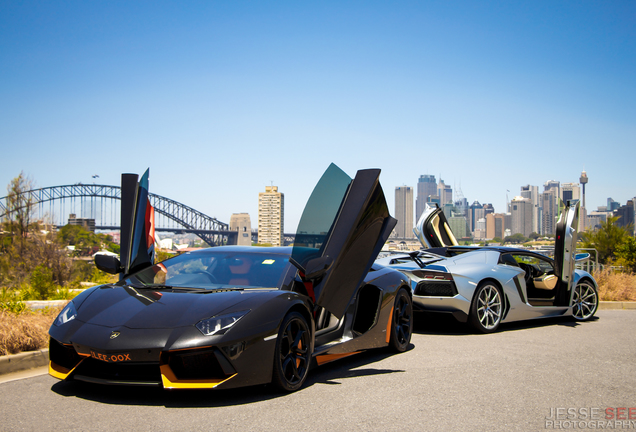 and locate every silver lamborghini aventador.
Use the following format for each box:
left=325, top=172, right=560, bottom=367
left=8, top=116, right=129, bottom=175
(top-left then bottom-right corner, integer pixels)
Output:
left=376, top=200, right=598, bottom=333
